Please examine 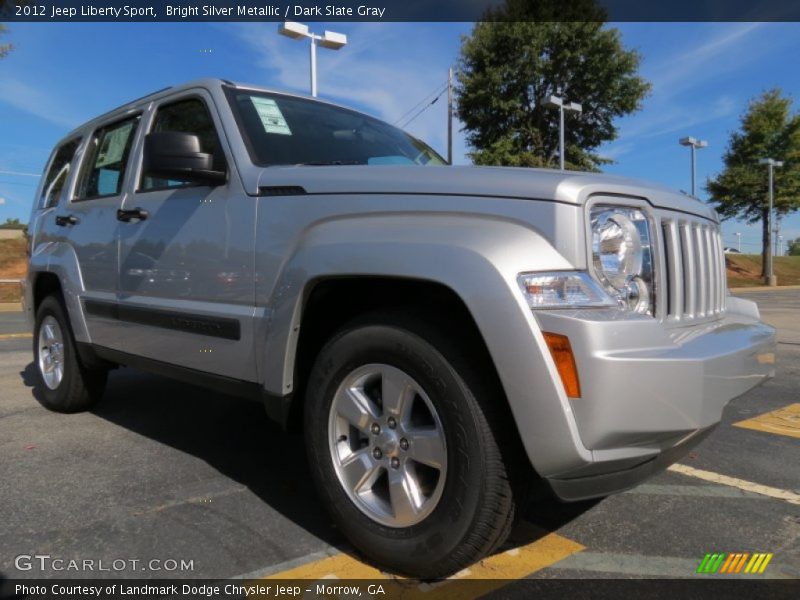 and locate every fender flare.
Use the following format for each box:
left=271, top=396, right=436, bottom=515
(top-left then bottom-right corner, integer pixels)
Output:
left=261, top=212, right=593, bottom=476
